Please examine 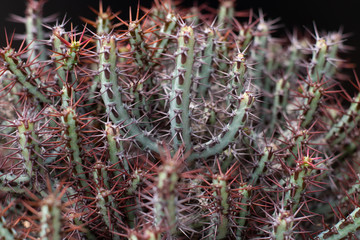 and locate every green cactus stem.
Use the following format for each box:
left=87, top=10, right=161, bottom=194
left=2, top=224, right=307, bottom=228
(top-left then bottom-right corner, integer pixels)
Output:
left=196, top=27, right=215, bottom=98
left=95, top=188, right=122, bottom=240
left=92, top=160, right=110, bottom=190
left=154, top=158, right=180, bottom=235
left=315, top=207, right=360, bottom=240
left=39, top=195, right=62, bottom=240
left=300, top=84, right=323, bottom=128
left=0, top=216, right=17, bottom=240
left=273, top=210, right=294, bottom=240
left=217, top=0, right=235, bottom=28
left=209, top=175, right=230, bottom=239
left=151, top=11, right=178, bottom=66
left=236, top=184, right=251, bottom=239
left=0, top=172, right=30, bottom=193
left=250, top=145, right=274, bottom=184
left=283, top=155, right=317, bottom=211
left=125, top=169, right=145, bottom=229
left=17, top=118, right=43, bottom=177
left=227, top=52, right=247, bottom=107
left=0, top=48, right=50, bottom=103
left=59, top=86, right=87, bottom=187
left=326, top=91, right=360, bottom=146
left=98, top=35, right=159, bottom=153
left=105, top=123, right=128, bottom=172
left=24, top=0, right=47, bottom=63
left=309, top=38, right=328, bottom=82
left=285, top=129, right=309, bottom=164
left=269, top=78, right=290, bottom=134
left=169, top=25, right=195, bottom=152
left=50, top=26, right=68, bottom=88
left=189, top=91, right=254, bottom=161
